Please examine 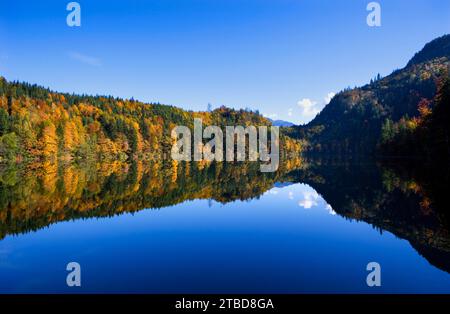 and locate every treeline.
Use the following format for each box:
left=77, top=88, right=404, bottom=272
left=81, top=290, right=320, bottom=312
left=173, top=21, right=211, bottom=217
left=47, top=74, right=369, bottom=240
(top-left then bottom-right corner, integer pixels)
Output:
left=0, top=77, right=302, bottom=162
left=378, top=75, right=450, bottom=161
